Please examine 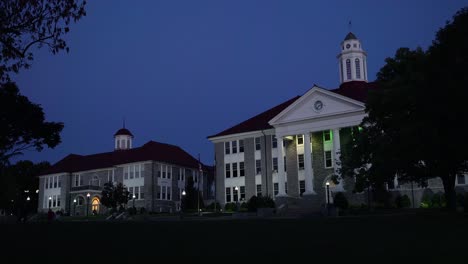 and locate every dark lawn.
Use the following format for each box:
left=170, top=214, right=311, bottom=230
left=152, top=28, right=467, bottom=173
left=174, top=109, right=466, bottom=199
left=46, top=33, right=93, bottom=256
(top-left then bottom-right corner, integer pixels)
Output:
left=2, top=212, right=467, bottom=260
